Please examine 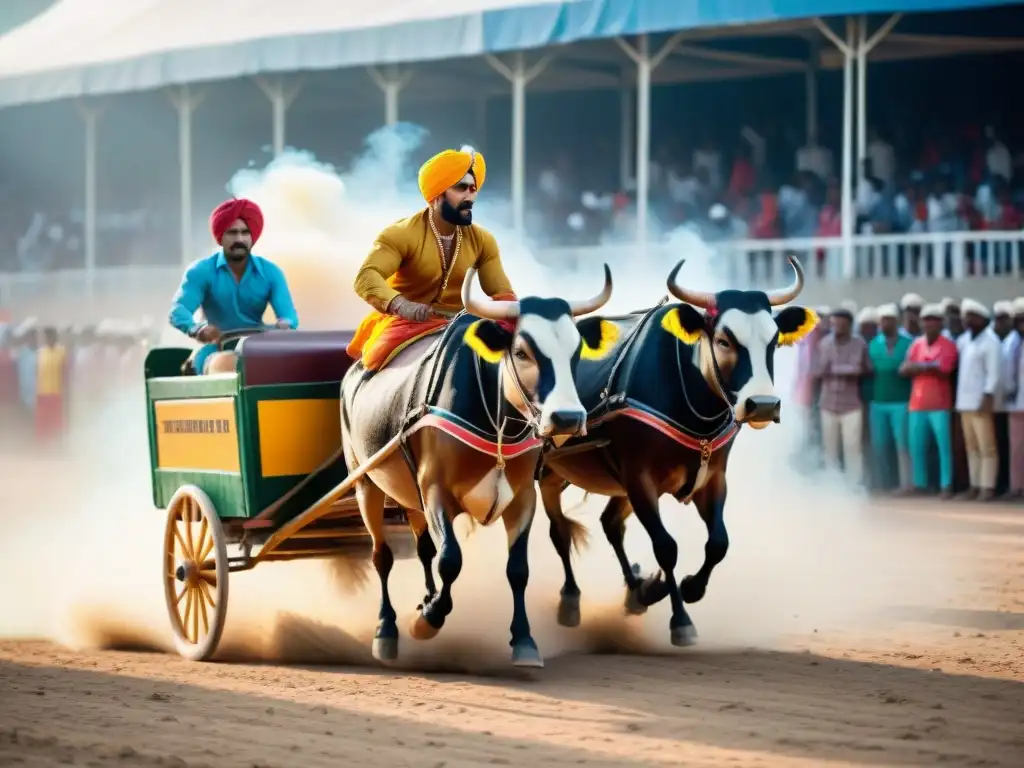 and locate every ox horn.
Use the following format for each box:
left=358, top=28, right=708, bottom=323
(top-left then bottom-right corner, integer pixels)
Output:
left=462, top=265, right=520, bottom=320
left=766, top=253, right=805, bottom=307
left=568, top=263, right=614, bottom=317
left=666, top=260, right=715, bottom=309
